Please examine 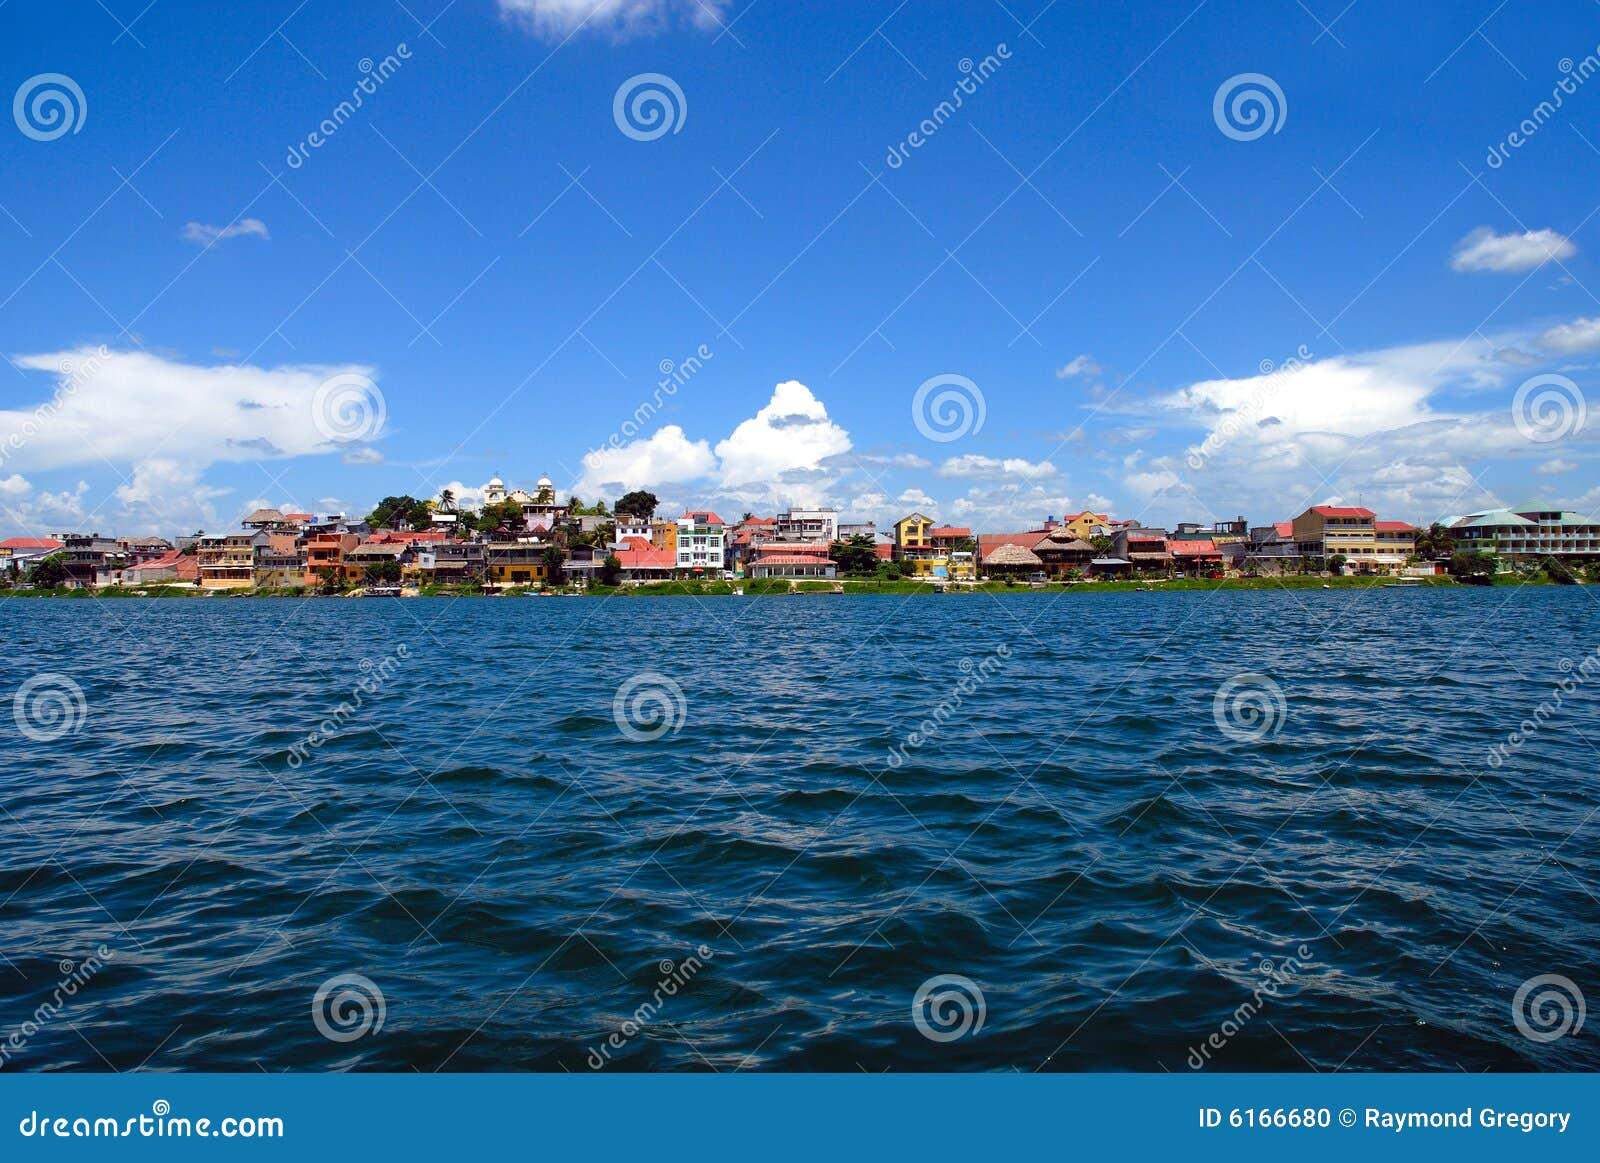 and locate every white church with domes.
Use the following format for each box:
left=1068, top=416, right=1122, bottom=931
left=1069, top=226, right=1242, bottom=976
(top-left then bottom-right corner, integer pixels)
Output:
left=482, top=474, right=568, bottom=535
